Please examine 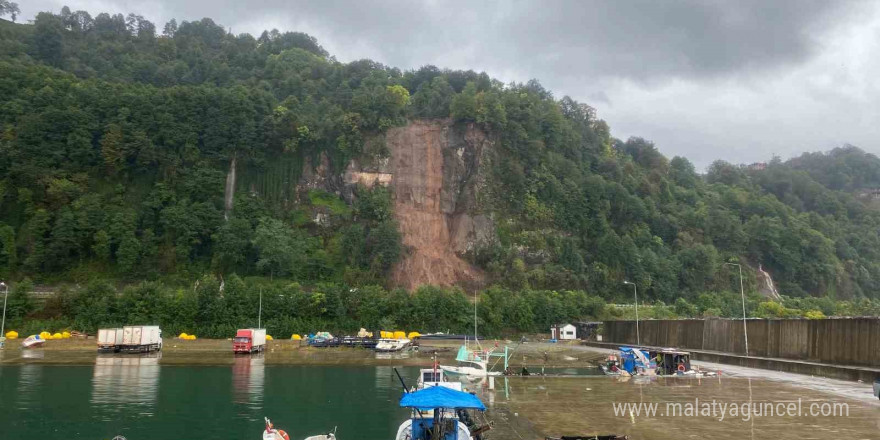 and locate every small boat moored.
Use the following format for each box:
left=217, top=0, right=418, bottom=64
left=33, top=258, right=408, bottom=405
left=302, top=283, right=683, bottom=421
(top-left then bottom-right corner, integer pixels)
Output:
left=21, top=335, right=46, bottom=348
left=395, top=385, right=489, bottom=440
left=440, top=344, right=501, bottom=377
left=375, top=338, right=411, bottom=352
left=417, top=364, right=463, bottom=391
left=263, top=418, right=337, bottom=440
left=263, top=418, right=290, bottom=440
